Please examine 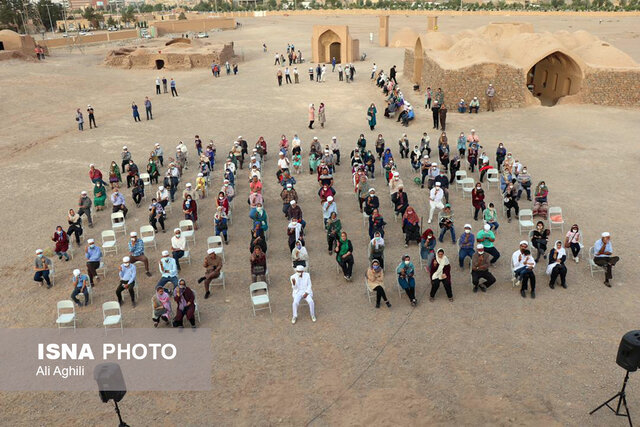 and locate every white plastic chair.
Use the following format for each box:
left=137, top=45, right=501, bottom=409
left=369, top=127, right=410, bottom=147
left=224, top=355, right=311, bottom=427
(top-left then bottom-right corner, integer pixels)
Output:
left=250, top=282, right=272, bottom=316
left=56, top=300, right=76, bottom=332
left=140, top=225, right=157, bottom=251
left=96, top=260, right=107, bottom=278
left=547, top=206, right=565, bottom=233
left=518, top=209, right=535, bottom=234
left=486, top=169, right=499, bottom=189
left=364, top=277, right=373, bottom=304
left=461, top=178, right=475, bottom=199
left=102, top=301, right=123, bottom=335
left=139, top=173, right=151, bottom=187
left=111, top=212, right=126, bottom=235
left=207, top=236, right=225, bottom=261
left=182, top=249, right=192, bottom=266
left=455, top=170, right=468, bottom=191
left=179, top=220, right=196, bottom=246
left=101, top=230, right=118, bottom=255
left=588, top=247, right=608, bottom=278
left=210, top=271, right=226, bottom=290
left=192, top=290, right=201, bottom=323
